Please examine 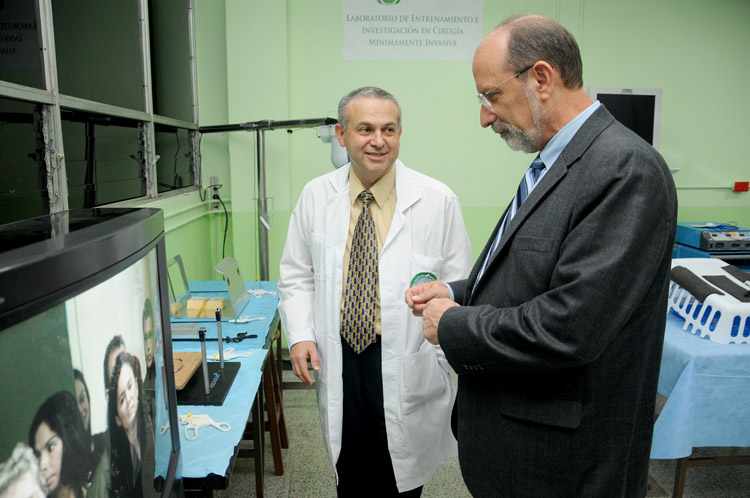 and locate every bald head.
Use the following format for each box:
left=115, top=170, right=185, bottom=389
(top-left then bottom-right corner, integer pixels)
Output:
left=485, top=15, right=584, bottom=90
left=472, top=14, right=593, bottom=149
